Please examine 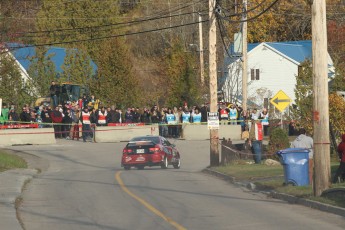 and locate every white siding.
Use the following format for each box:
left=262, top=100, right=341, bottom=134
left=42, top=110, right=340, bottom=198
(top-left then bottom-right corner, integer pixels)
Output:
left=247, top=45, right=298, bottom=106
left=222, top=44, right=298, bottom=109
left=222, top=42, right=334, bottom=111
left=223, top=61, right=242, bottom=102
